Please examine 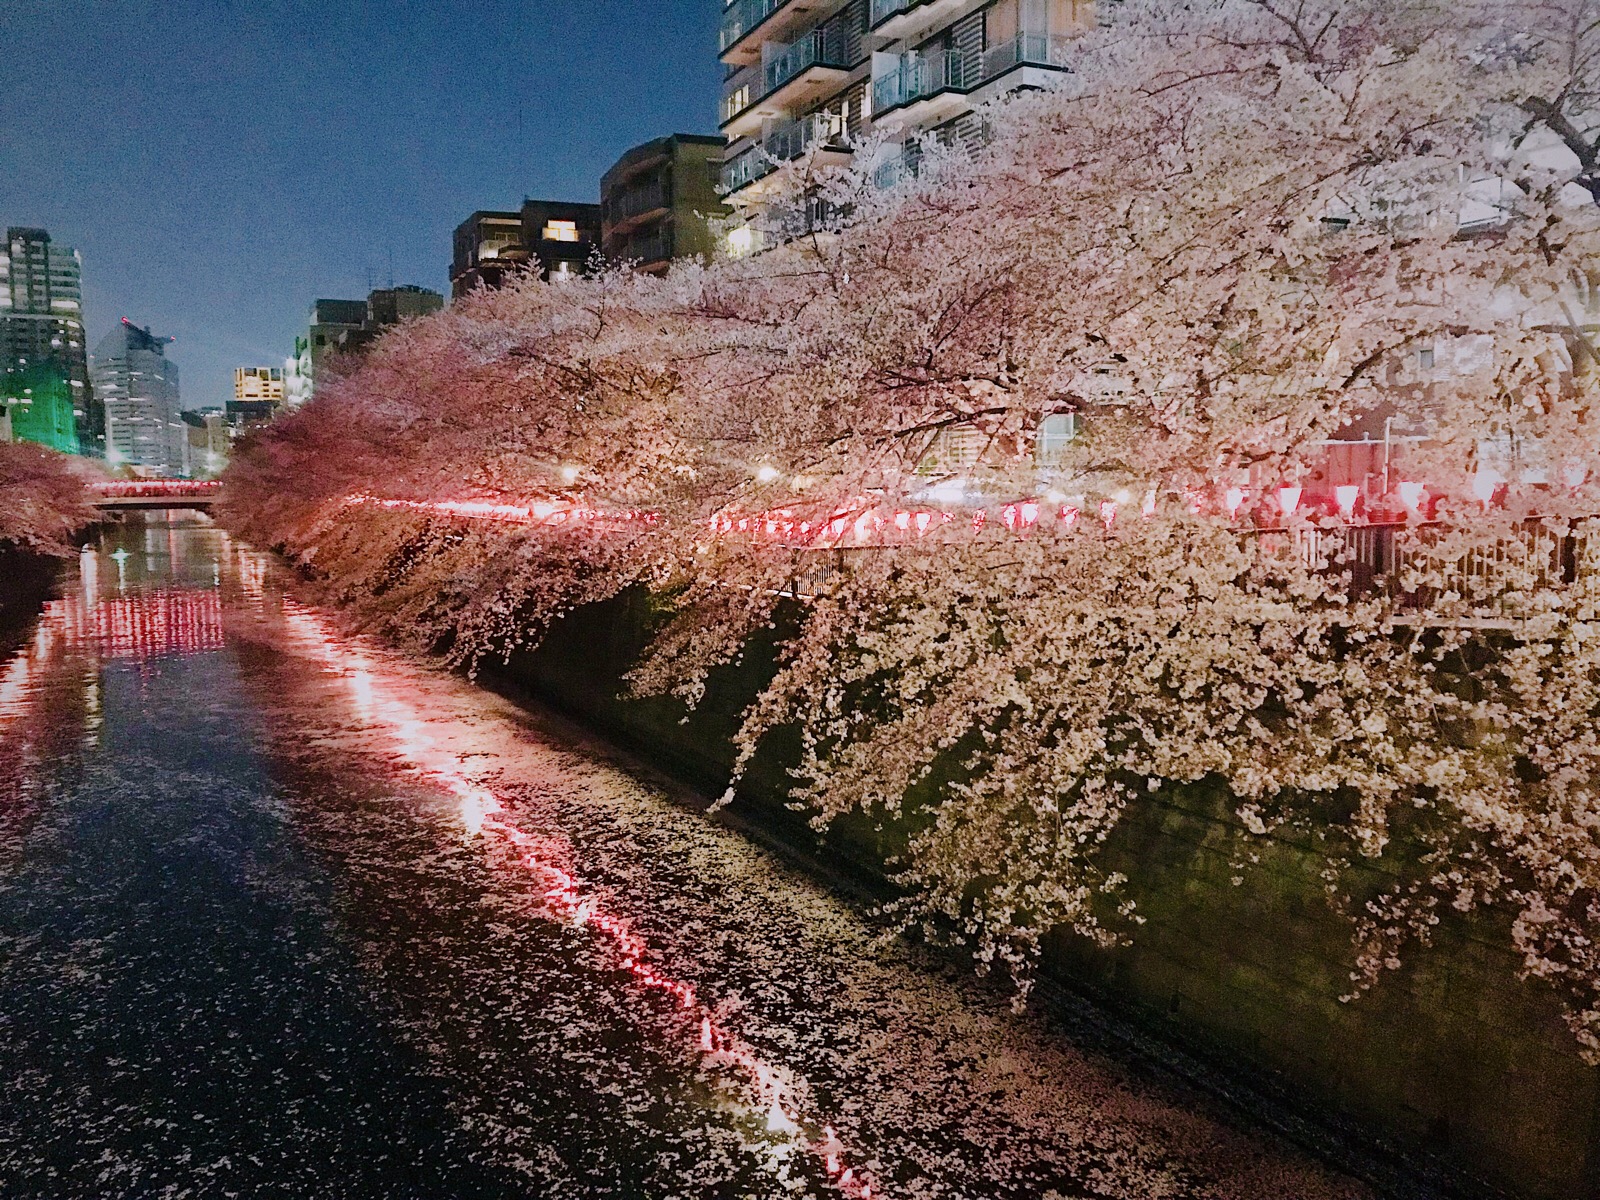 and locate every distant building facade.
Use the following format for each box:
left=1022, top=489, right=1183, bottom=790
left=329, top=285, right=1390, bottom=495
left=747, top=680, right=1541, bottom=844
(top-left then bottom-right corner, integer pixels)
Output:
left=292, top=287, right=444, bottom=401
left=93, top=319, right=187, bottom=476
left=450, top=201, right=602, bottom=297
left=0, top=226, right=97, bottom=453
left=451, top=211, right=527, bottom=297
left=367, top=284, right=445, bottom=326
left=235, top=366, right=284, bottom=406
left=601, top=134, right=729, bottom=273
left=718, top=0, right=1094, bottom=249
left=184, top=409, right=229, bottom=477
